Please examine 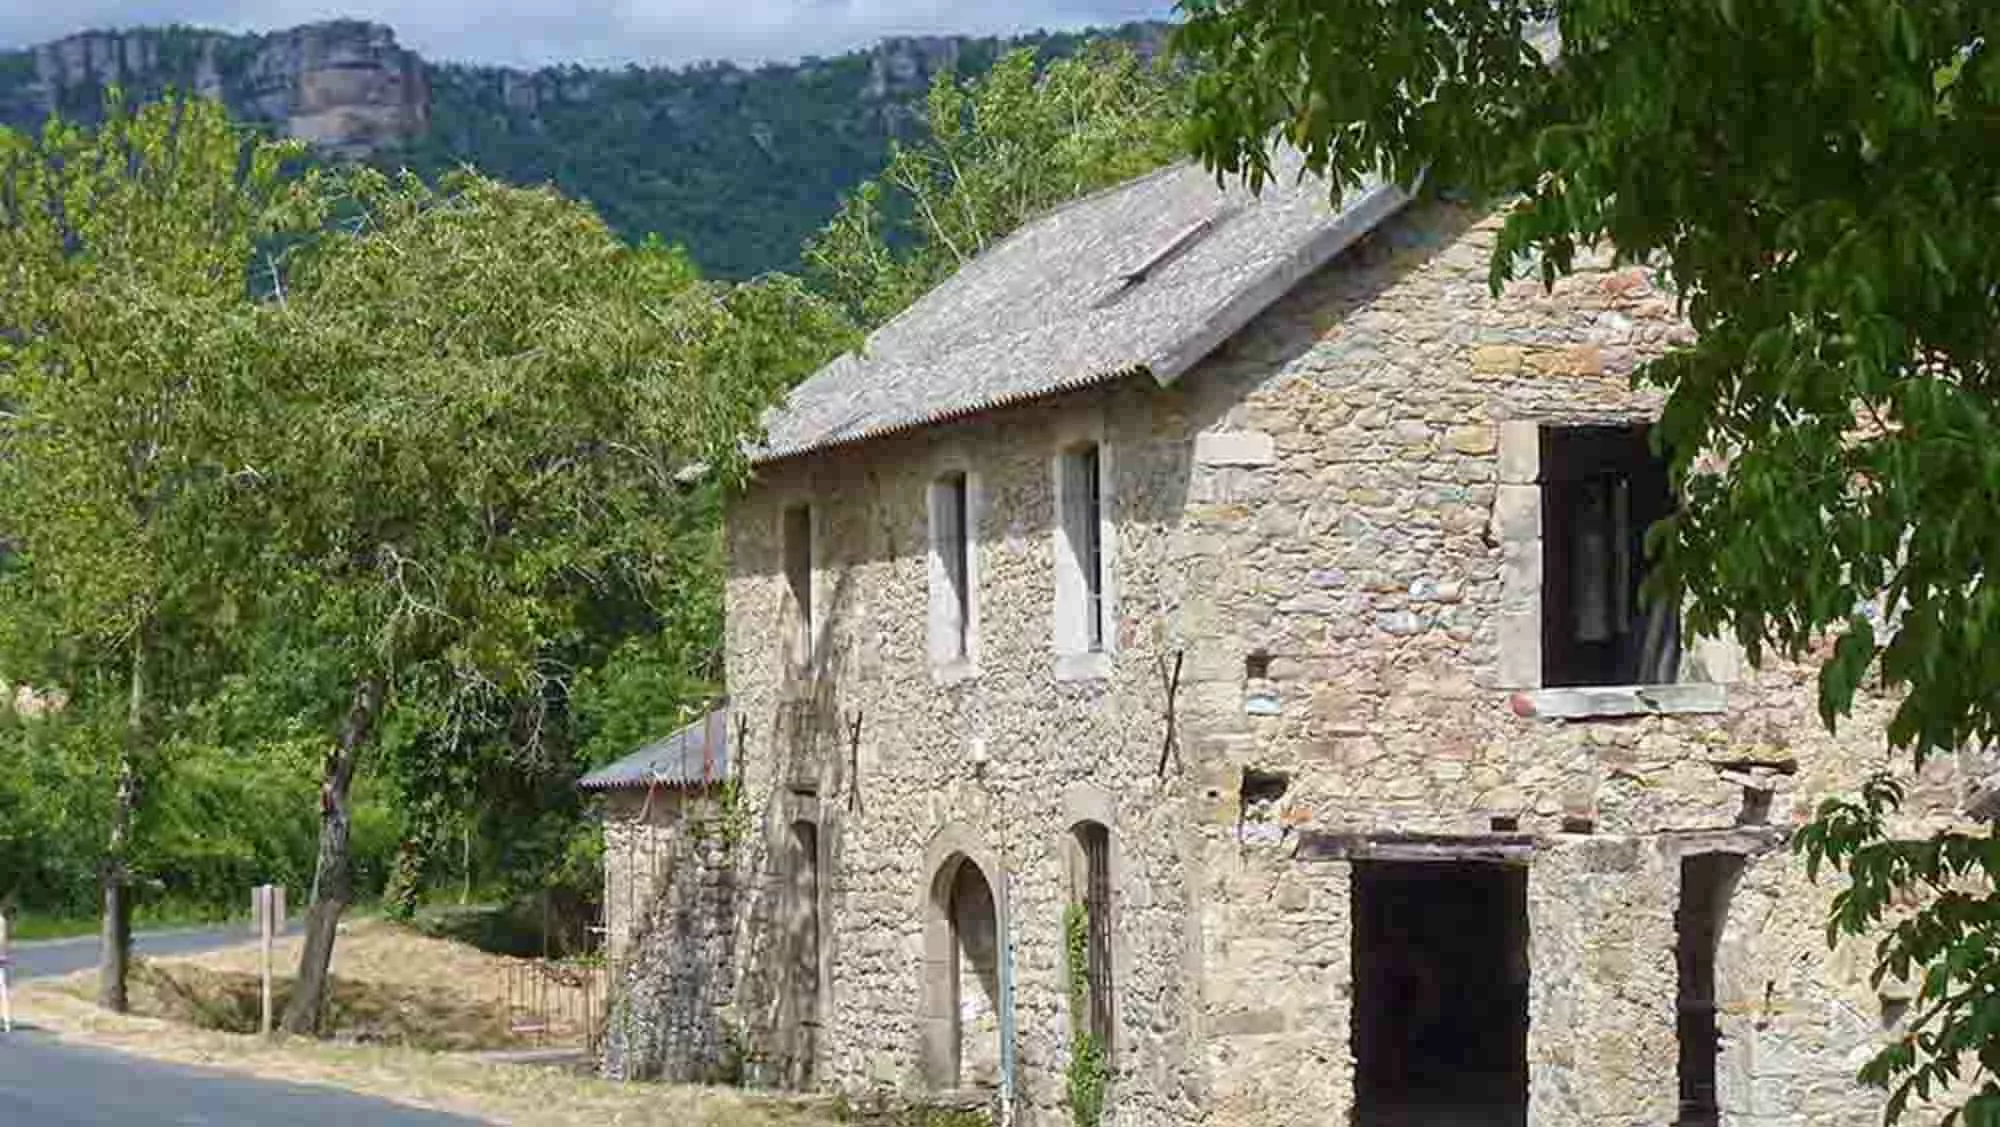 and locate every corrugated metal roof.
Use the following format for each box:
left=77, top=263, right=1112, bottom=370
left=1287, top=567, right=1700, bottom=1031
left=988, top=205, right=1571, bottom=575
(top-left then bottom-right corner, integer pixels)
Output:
left=577, top=704, right=730, bottom=791
left=755, top=150, right=1412, bottom=463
